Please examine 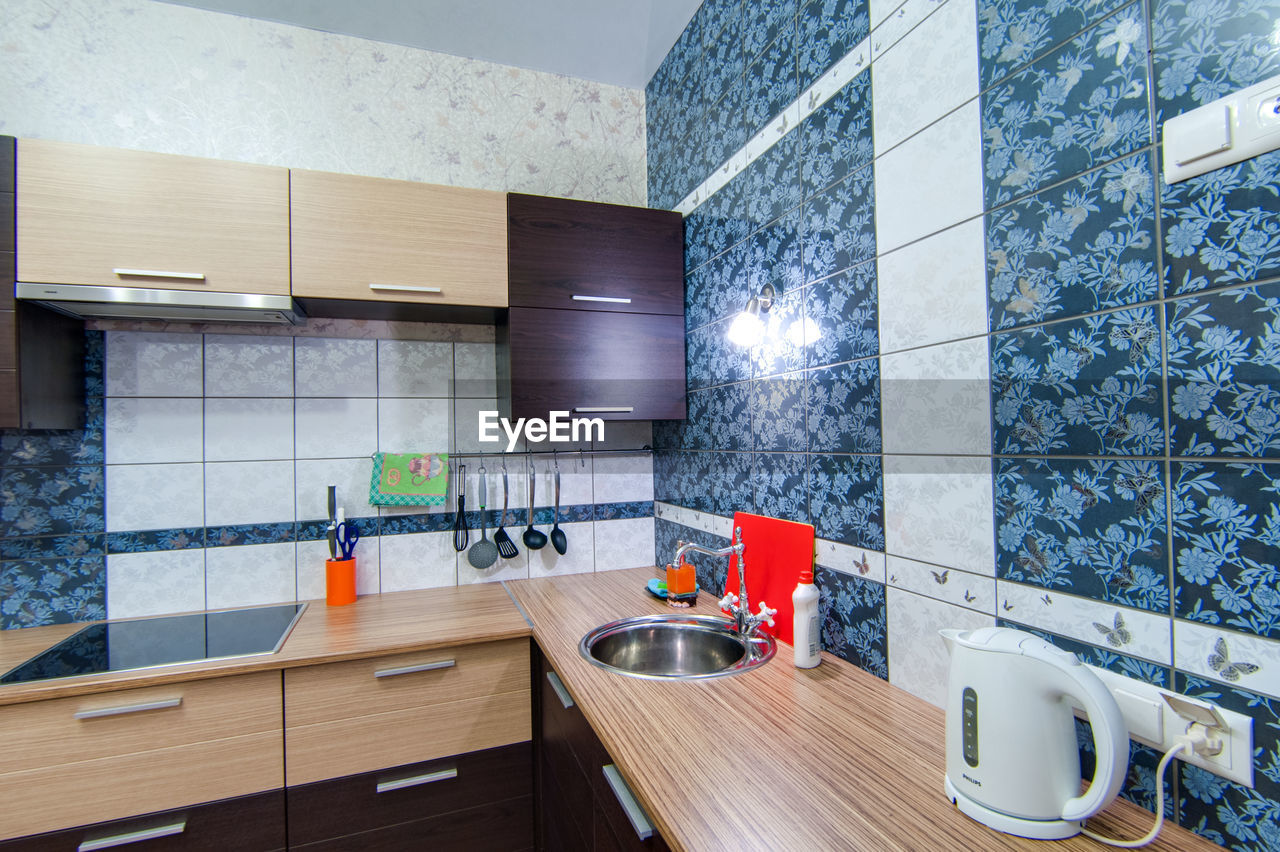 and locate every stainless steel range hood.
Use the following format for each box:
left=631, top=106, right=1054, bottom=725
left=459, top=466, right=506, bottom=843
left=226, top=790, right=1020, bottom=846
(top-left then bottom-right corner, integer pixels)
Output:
left=16, top=282, right=304, bottom=324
